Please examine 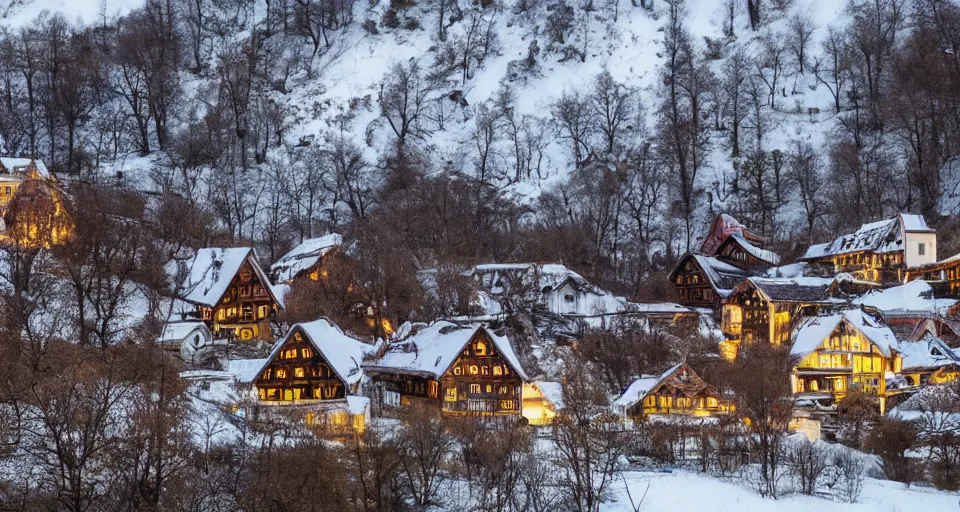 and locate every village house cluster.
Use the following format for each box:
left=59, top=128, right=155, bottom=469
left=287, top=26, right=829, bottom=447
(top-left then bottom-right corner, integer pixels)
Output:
left=153, top=208, right=960, bottom=439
